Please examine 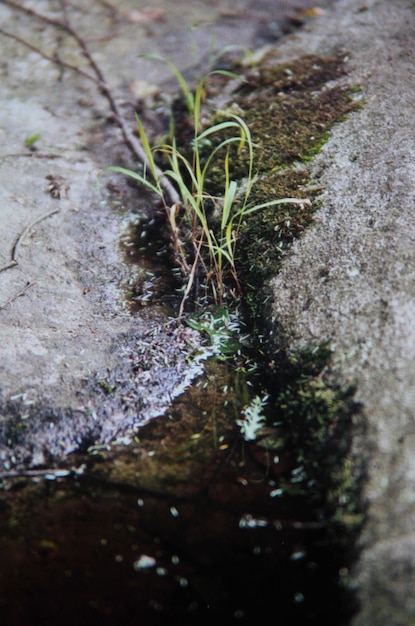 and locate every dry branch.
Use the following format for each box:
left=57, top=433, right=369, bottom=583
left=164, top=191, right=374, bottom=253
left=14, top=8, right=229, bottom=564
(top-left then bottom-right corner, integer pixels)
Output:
left=0, top=0, right=181, bottom=206
left=0, top=281, right=36, bottom=310
left=11, top=208, right=61, bottom=262
left=0, top=208, right=60, bottom=274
